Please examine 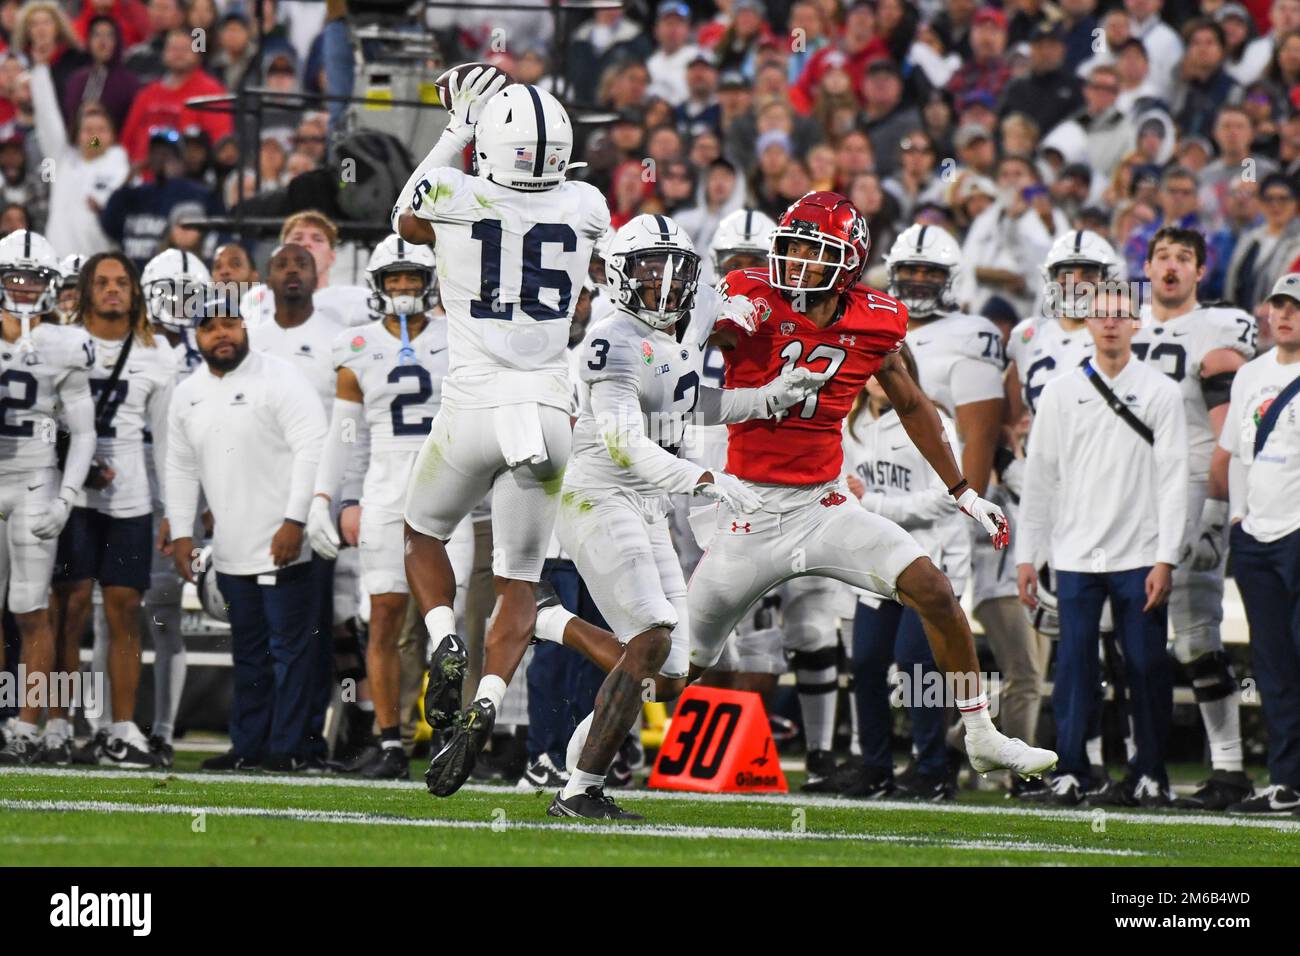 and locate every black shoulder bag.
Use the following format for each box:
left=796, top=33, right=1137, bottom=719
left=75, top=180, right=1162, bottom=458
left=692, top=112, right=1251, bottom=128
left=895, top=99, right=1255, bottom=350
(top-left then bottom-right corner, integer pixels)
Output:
left=1082, top=358, right=1154, bottom=446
